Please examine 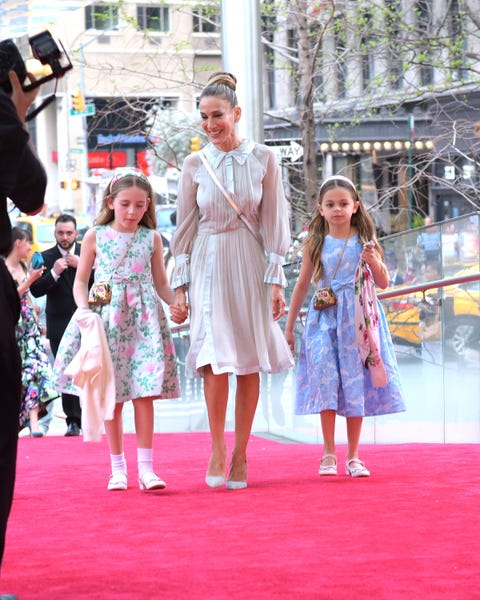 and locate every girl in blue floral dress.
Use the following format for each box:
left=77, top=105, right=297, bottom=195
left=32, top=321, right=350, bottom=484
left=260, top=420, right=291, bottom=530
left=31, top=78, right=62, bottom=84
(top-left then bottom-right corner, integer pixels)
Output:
left=4, top=227, right=59, bottom=436
left=285, top=176, right=405, bottom=477
left=54, top=169, right=187, bottom=491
